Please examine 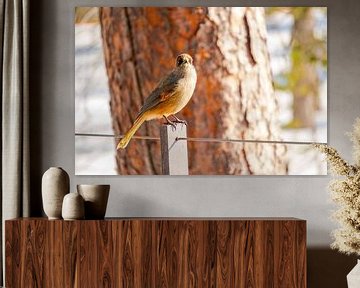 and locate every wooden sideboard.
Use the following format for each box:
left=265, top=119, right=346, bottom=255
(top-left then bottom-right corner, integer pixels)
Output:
left=5, top=218, right=306, bottom=287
